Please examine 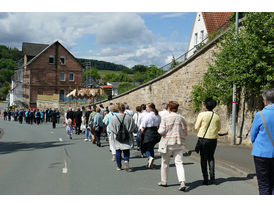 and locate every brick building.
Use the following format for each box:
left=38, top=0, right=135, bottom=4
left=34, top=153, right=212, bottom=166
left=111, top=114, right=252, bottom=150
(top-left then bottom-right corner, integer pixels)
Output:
left=22, top=41, right=83, bottom=107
